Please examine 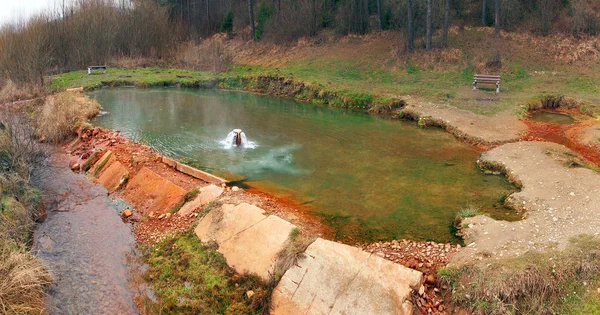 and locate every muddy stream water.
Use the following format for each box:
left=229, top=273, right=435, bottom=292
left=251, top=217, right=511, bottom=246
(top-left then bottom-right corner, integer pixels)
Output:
left=89, top=88, right=518, bottom=243
left=33, top=152, right=139, bottom=314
